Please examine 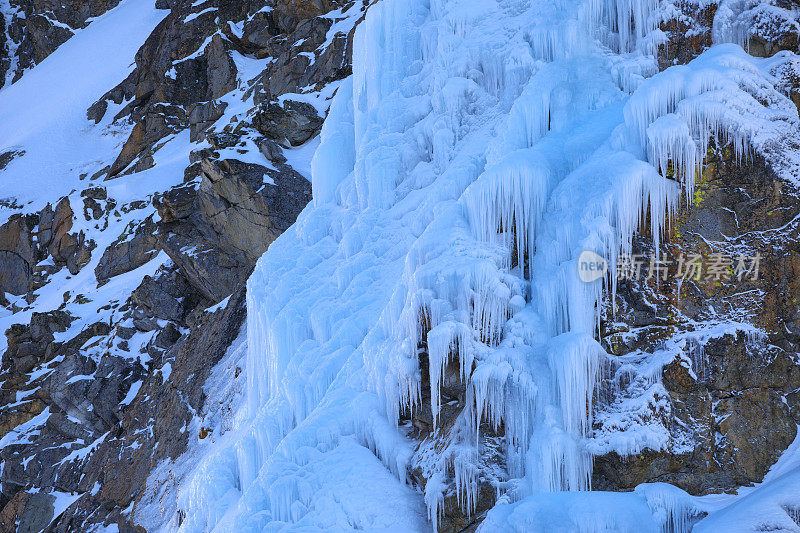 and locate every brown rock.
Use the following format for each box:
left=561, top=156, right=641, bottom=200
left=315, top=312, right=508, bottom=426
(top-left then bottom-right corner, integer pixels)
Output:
left=0, top=491, right=55, bottom=533
left=95, top=218, right=160, bottom=283
left=717, top=389, right=797, bottom=481
left=0, top=400, right=45, bottom=441
left=0, top=215, right=35, bottom=295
